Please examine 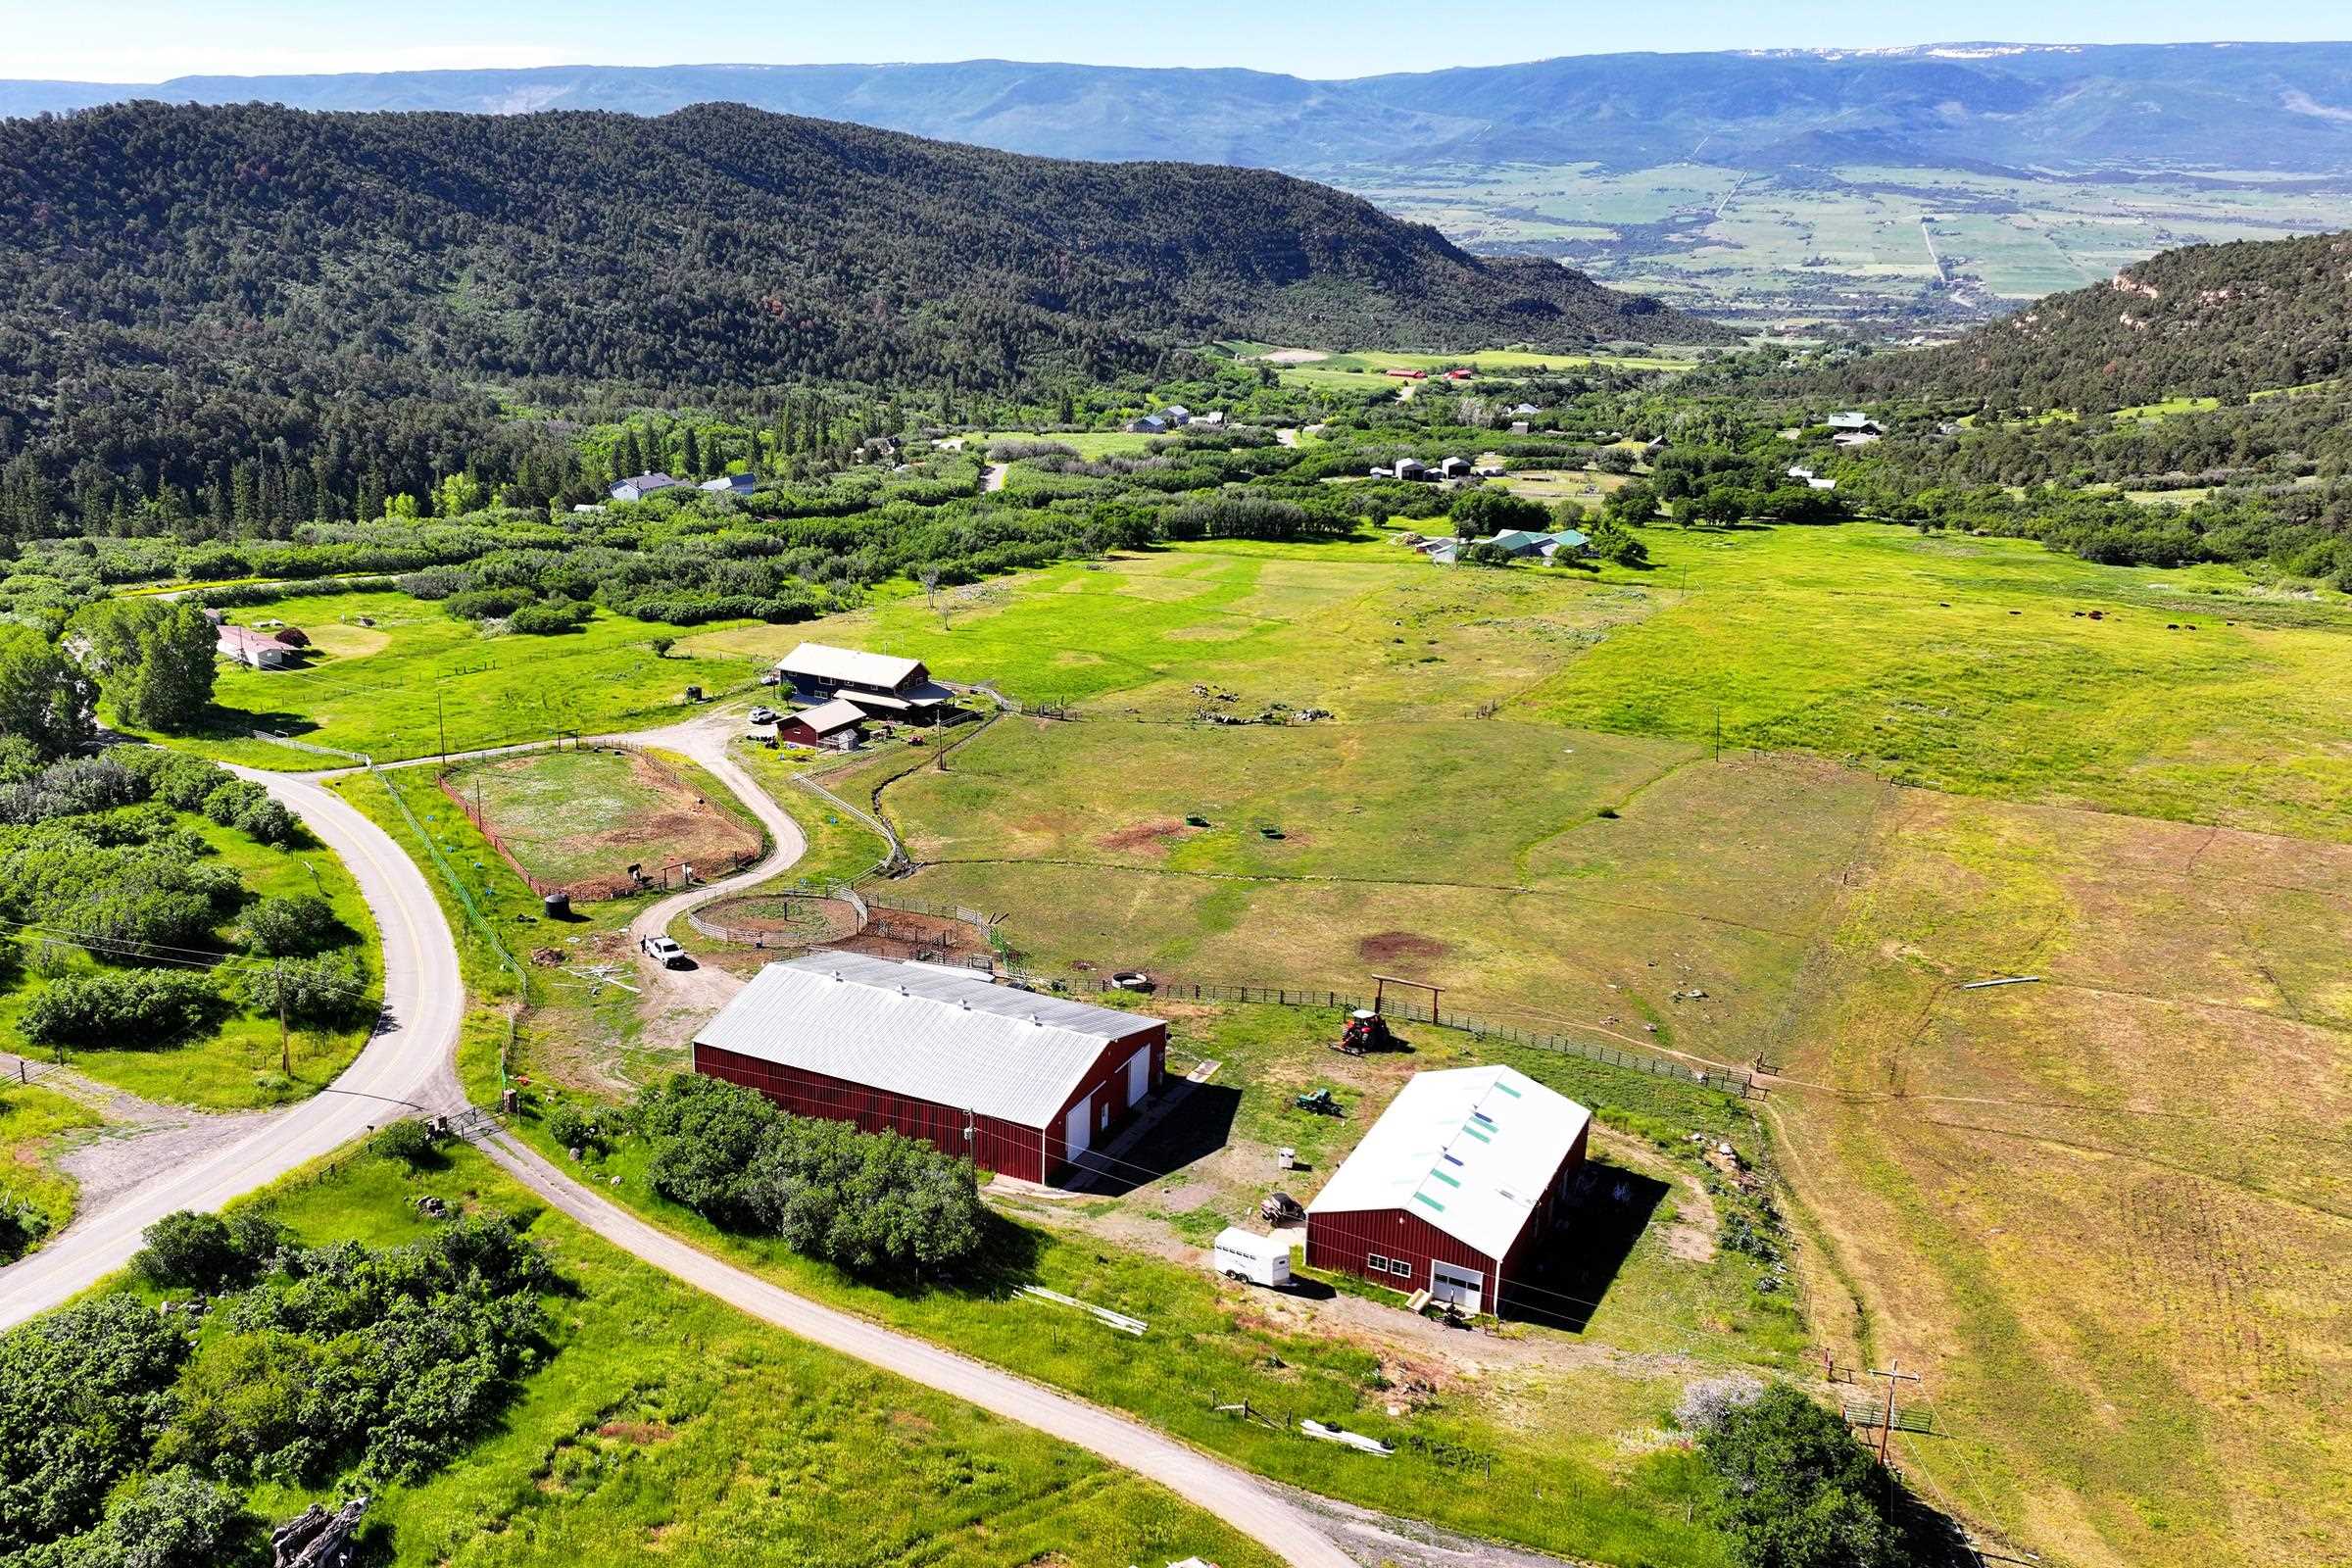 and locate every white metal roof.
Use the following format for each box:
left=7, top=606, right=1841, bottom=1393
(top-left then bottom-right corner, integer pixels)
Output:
left=785, top=698, right=866, bottom=734
left=695, top=954, right=1161, bottom=1128
left=776, top=642, right=925, bottom=691
left=1307, top=1065, right=1590, bottom=1261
